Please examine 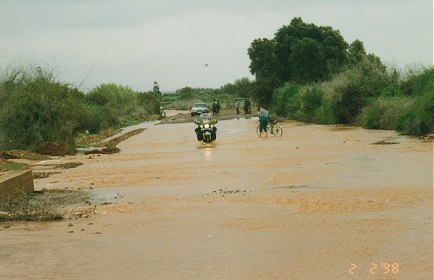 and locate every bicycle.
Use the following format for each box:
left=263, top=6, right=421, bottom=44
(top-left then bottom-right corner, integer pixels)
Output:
left=256, top=120, right=283, bottom=137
